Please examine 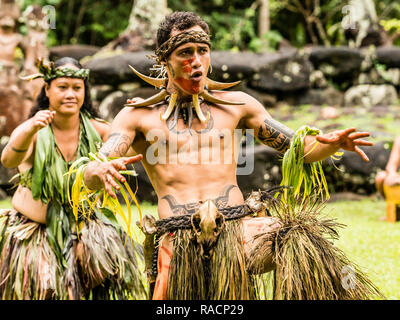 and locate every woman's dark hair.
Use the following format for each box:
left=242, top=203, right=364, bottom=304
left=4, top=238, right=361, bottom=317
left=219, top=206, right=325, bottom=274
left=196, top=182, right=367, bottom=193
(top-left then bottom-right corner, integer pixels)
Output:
left=156, top=11, right=210, bottom=49
left=28, top=57, right=99, bottom=118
